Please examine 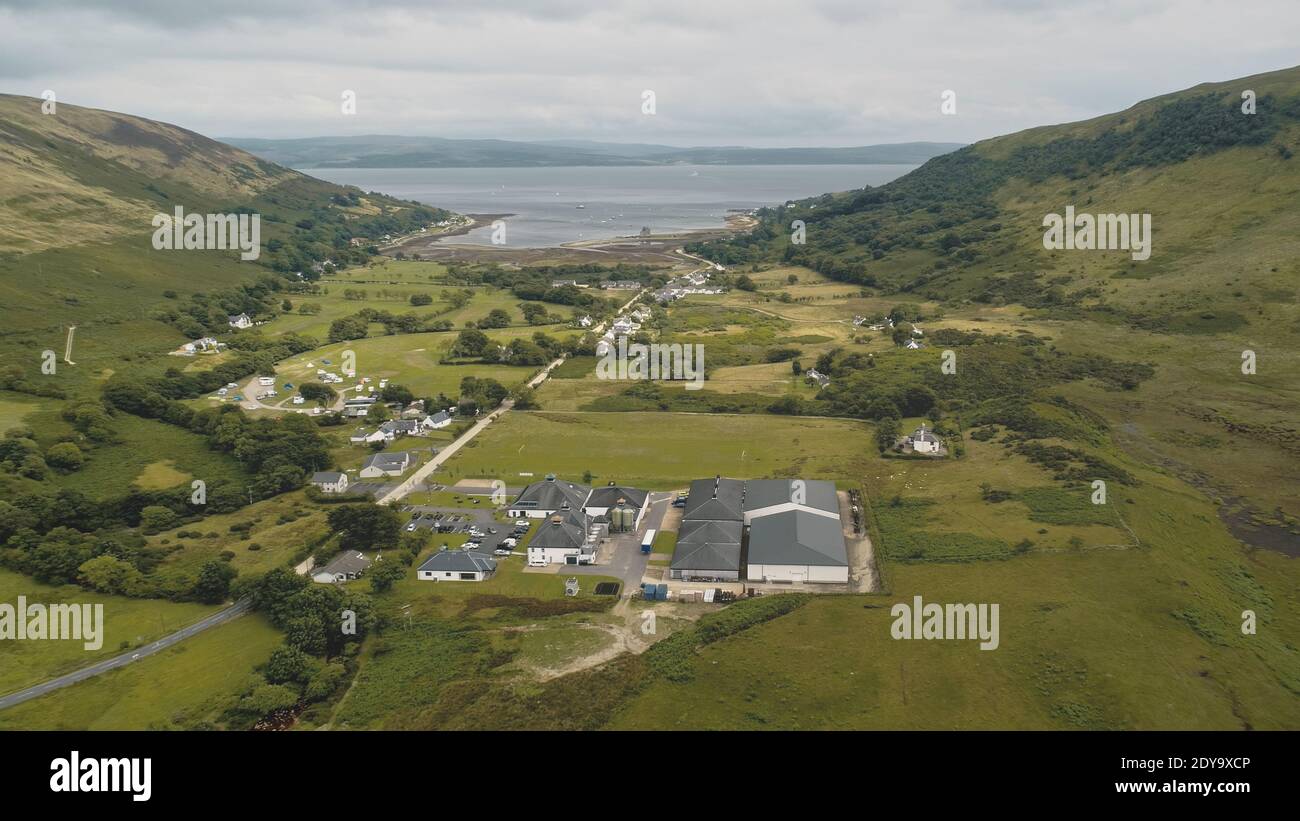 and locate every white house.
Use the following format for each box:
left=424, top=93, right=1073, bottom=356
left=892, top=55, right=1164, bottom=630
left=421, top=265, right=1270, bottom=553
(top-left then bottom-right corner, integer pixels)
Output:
left=526, top=509, right=598, bottom=566
left=422, top=411, right=452, bottom=430
left=227, top=313, right=253, bottom=329
left=310, top=471, right=349, bottom=494
left=805, top=368, right=830, bottom=388
left=908, top=424, right=942, bottom=454
left=350, top=427, right=389, bottom=445
left=311, top=551, right=370, bottom=584
left=359, top=451, right=412, bottom=478
left=905, top=339, right=923, bottom=350
left=577, top=315, right=594, bottom=328
left=417, top=549, right=497, bottom=582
